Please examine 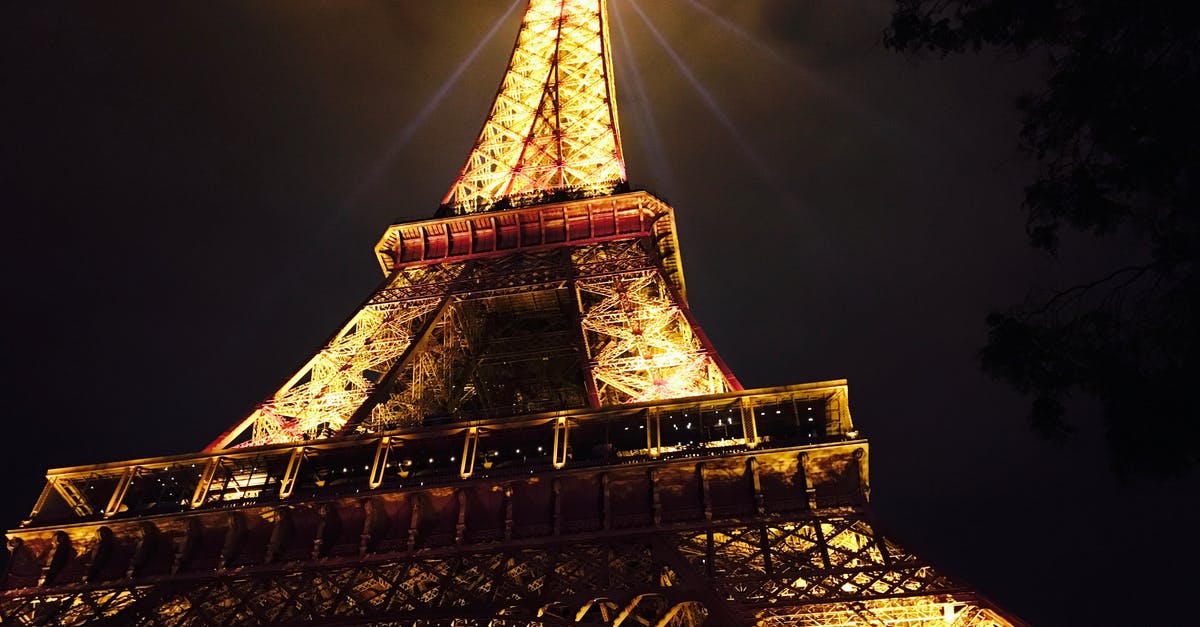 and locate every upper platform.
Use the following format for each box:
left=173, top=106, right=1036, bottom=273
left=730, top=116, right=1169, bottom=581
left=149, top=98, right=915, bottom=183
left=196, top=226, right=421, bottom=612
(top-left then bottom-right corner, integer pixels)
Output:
left=377, top=190, right=686, bottom=297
